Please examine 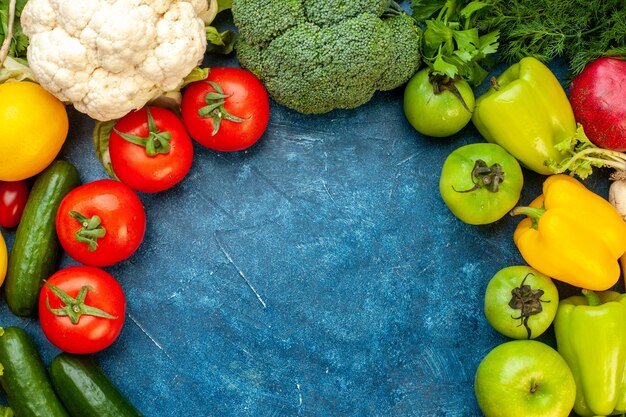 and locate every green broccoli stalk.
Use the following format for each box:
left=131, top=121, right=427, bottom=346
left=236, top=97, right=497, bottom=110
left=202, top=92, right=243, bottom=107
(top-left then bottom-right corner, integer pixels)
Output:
left=232, top=0, right=422, bottom=114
